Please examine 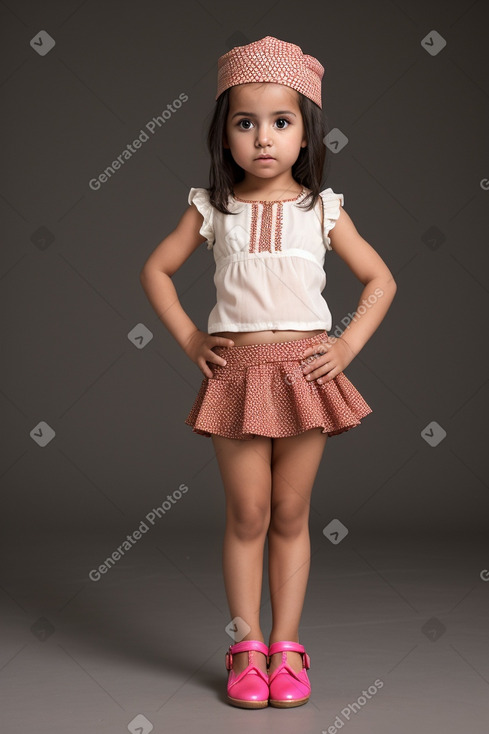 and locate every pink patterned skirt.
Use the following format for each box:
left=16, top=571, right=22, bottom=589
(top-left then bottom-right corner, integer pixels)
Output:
left=184, top=331, right=372, bottom=440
